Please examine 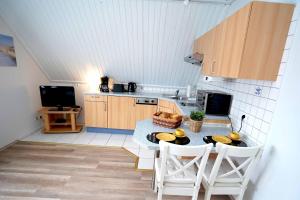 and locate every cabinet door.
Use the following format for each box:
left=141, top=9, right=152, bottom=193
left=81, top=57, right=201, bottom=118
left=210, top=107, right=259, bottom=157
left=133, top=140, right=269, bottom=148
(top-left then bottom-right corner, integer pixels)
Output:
left=217, top=4, right=251, bottom=78
left=84, top=101, right=98, bottom=127
left=201, top=29, right=215, bottom=75
left=84, top=101, right=107, bottom=128
left=95, top=101, right=108, bottom=127
left=157, top=106, right=173, bottom=113
left=158, top=99, right=175, bottom=113
left=108, top=96, right=135, bottom=130
left=173, top=104, right=182, bottom=115
left=193, top=36, right=205, bottom=54
left=210, top=23, right=227, bottom=76
left=135, top=104, right=157, bottom=122
left=84, top=97, right=108, bottom=128
left=240, top=2, right=294, bottom=80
